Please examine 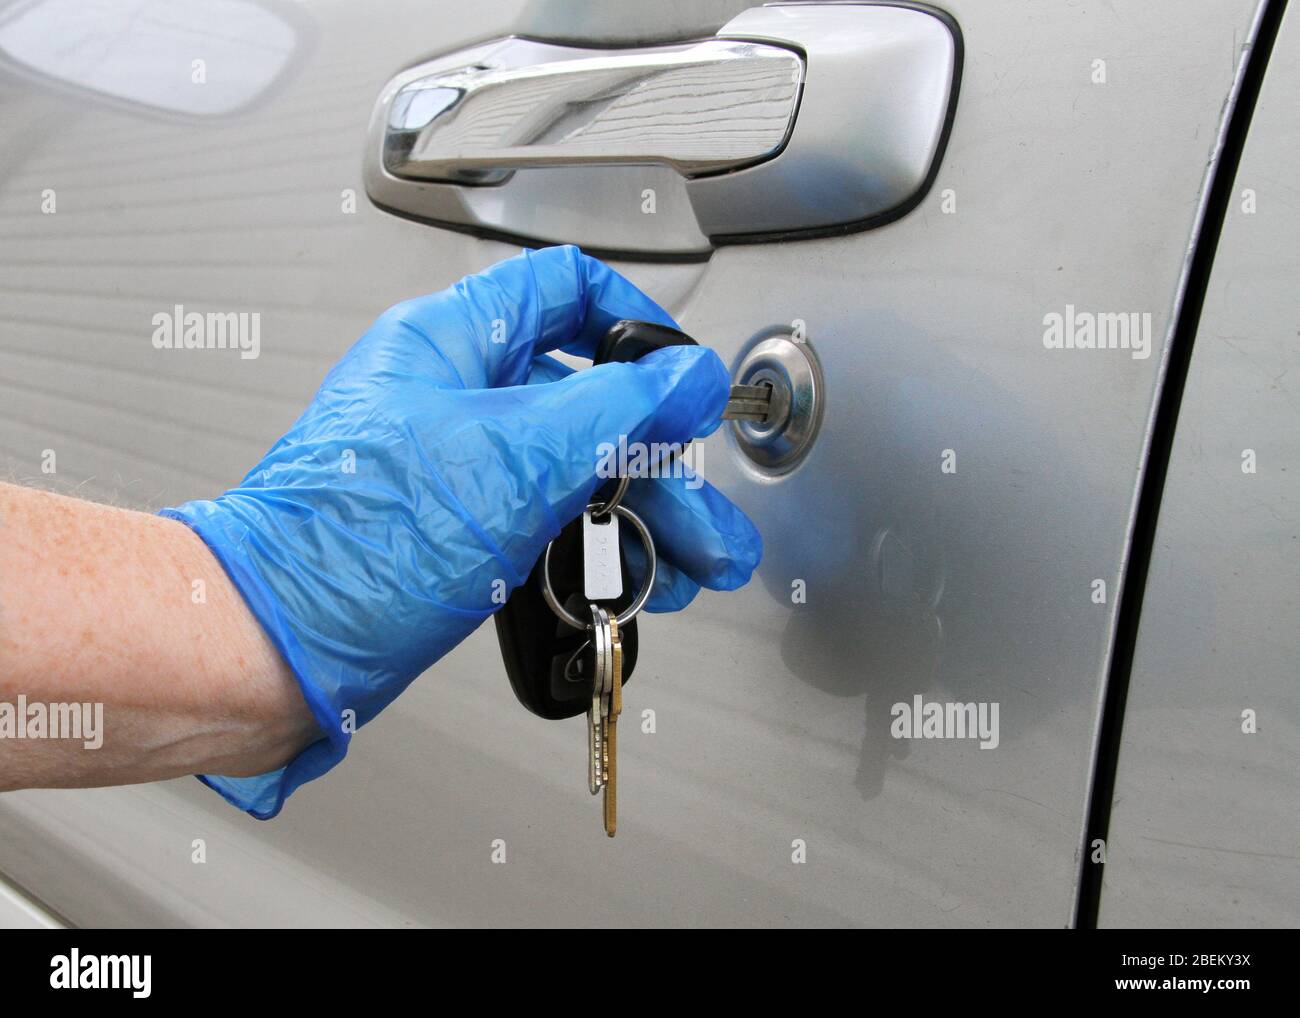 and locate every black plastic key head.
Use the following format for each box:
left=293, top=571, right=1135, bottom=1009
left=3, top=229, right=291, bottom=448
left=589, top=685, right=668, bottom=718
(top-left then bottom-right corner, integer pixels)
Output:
left=595, top=320, right=698, bottom=365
